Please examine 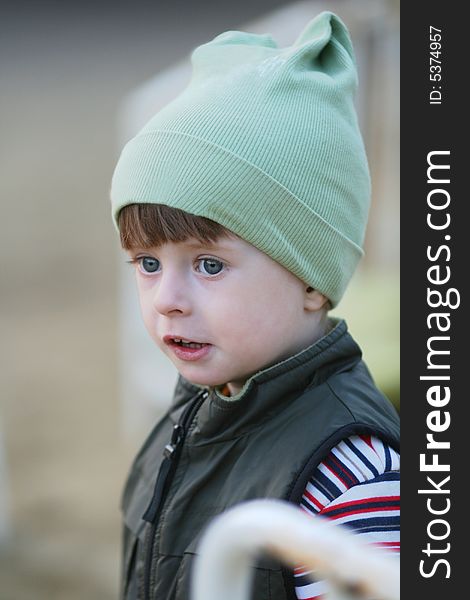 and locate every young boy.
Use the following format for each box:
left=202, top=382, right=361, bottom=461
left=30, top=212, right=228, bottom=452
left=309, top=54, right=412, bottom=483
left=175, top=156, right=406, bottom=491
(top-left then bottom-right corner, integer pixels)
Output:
left=110, top=11, right=400, bottom=600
